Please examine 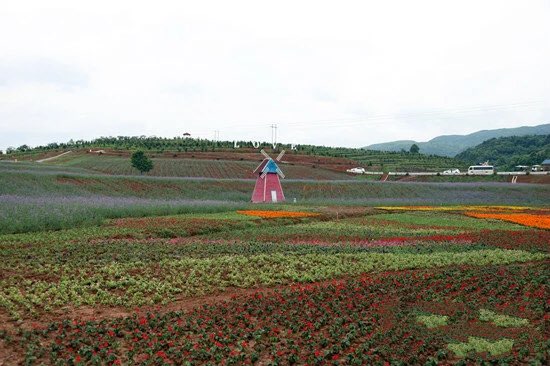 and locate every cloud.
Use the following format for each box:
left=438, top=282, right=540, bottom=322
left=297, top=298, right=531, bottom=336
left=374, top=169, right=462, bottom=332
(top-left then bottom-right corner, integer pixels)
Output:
left=0, top=58, right=88, bottom=89
left=0, top=0, right=549, bottom=152
left=312, top=90, right=338, bottom=103
left=162, top=83, right=202, bottom=96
